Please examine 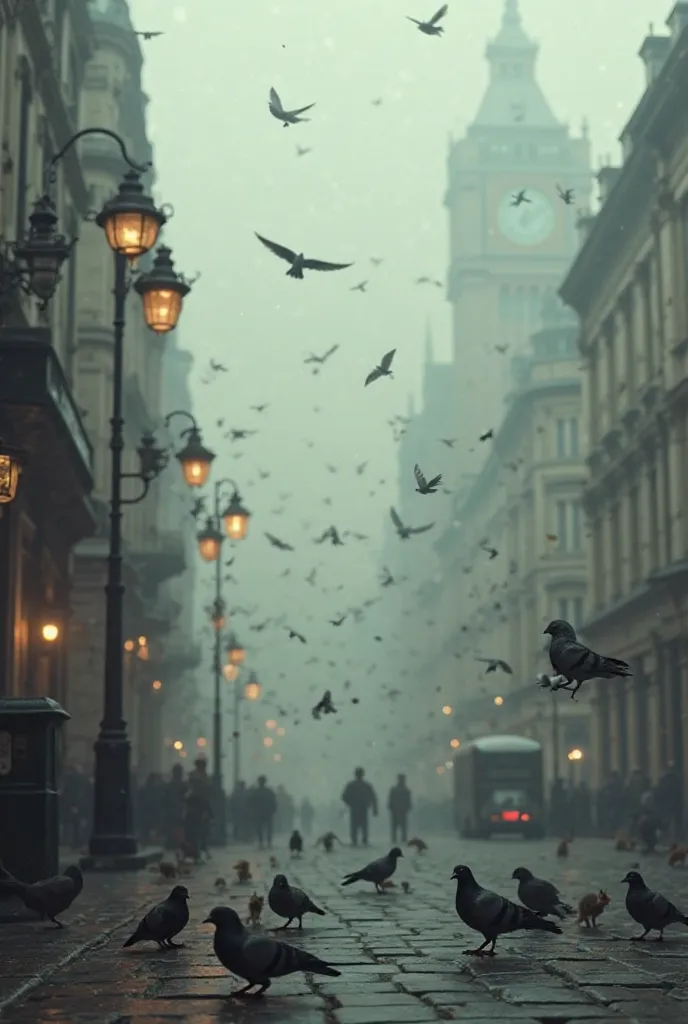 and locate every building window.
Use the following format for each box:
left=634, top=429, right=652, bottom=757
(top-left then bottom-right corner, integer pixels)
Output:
left=557, top=598, right=569, bottom=621
left=556, top=501, right=567, bottom=547
left=571, top=501, right=582, bottom=550
left=555, top=418, right=579, bottom=457
left=554, top=500, right=582, bottom=551
left=556, top=596, right=583, bottom=625
left=15, top=60, right=33, bottom=241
